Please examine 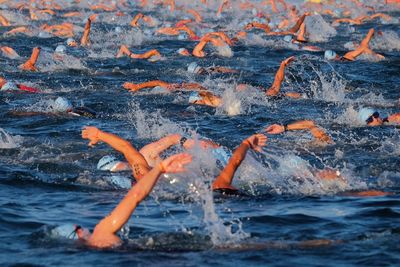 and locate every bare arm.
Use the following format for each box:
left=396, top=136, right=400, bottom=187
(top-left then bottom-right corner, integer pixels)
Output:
left=20, top=47, right=41, bottom=71
left=122, top=80, right=170, bottom=92
left=266, top=56, right=295, bottom=96
left=265, top=120, right=332, bottom=143
left=82, top=126, right=150, bottom=180
left=92, top=153, right=192, bottom=235
left=80, top=18, right=91, bottom=46
left=212, top=134, right=267, bottom=190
